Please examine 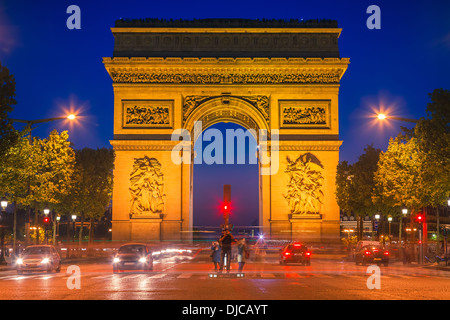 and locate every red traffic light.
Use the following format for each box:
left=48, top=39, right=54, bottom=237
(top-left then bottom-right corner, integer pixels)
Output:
left=416, top=213, right=424, bottom=223
left=43, top=217, right=50, bottom=224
